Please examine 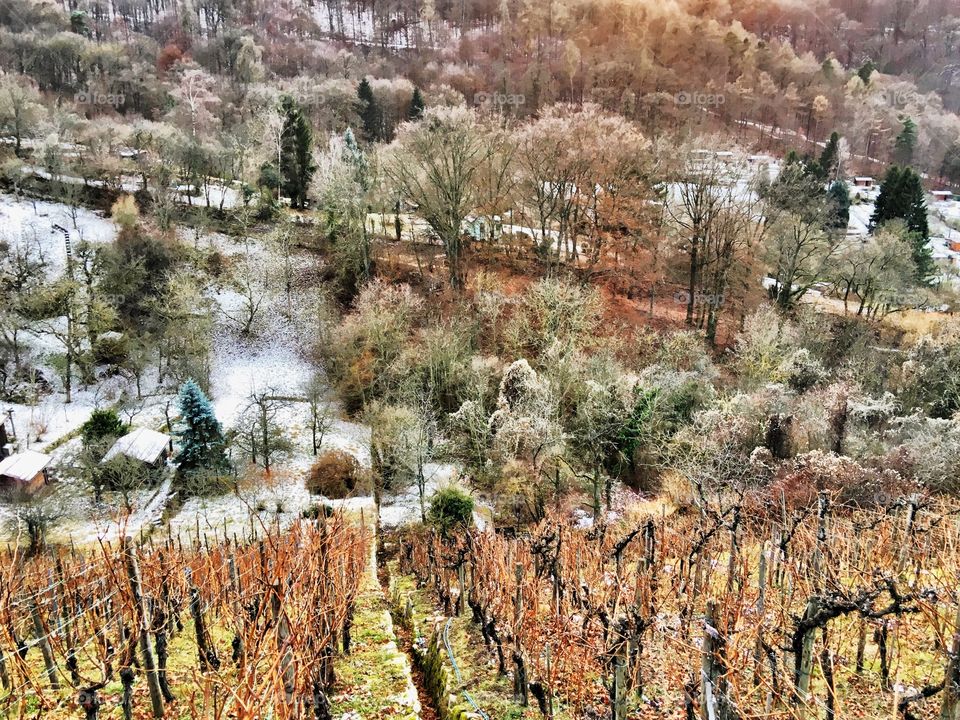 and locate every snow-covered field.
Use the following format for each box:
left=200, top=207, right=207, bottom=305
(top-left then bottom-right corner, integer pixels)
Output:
left=0, top=192, right=118, bottom=273
left=20, top=165, right=241, bottom=210
left=0, top=193, right=461, bottom=547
